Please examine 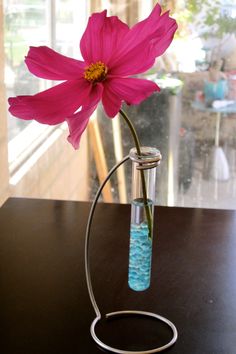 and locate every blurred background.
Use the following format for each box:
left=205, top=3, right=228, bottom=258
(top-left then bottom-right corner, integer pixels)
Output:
left=1, top=0, right=236, bottom=209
